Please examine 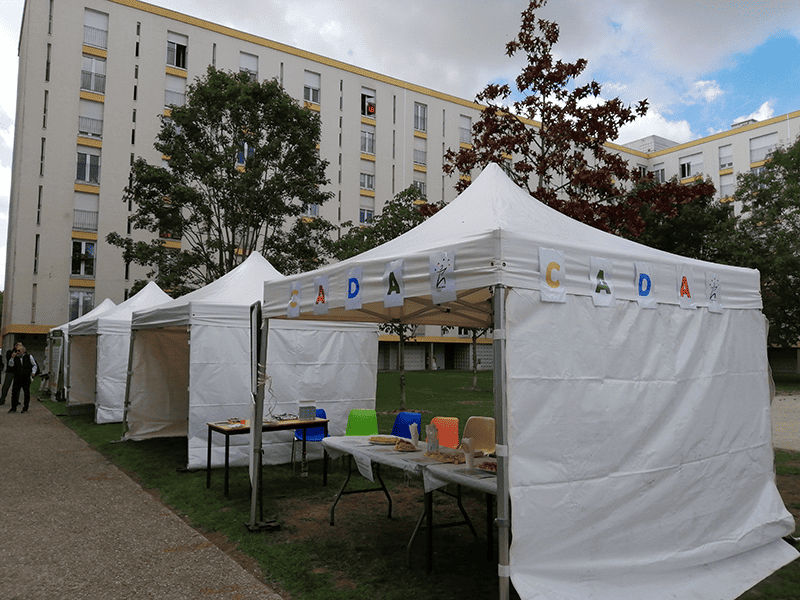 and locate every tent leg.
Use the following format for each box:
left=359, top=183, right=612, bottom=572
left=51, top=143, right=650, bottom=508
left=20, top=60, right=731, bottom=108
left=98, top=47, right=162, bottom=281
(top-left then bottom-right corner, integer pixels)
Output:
left=493, top=285, right=511, bottom=600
